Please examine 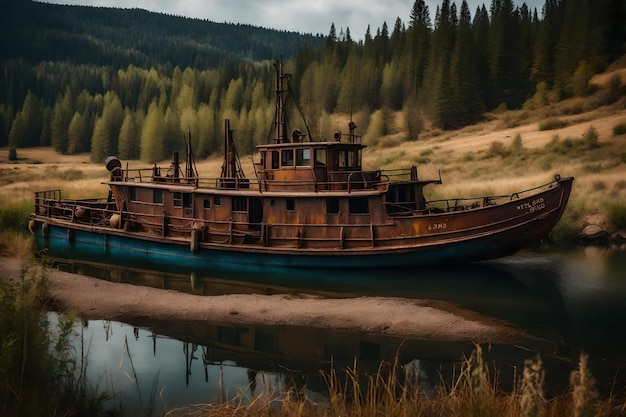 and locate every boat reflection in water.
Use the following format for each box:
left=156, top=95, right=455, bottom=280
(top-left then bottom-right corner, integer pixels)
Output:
left=42, top=244, right=580, bottom=405
left=43, top=244, right=626, bottom=413
left=45, top=241, right=569, bottom=341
